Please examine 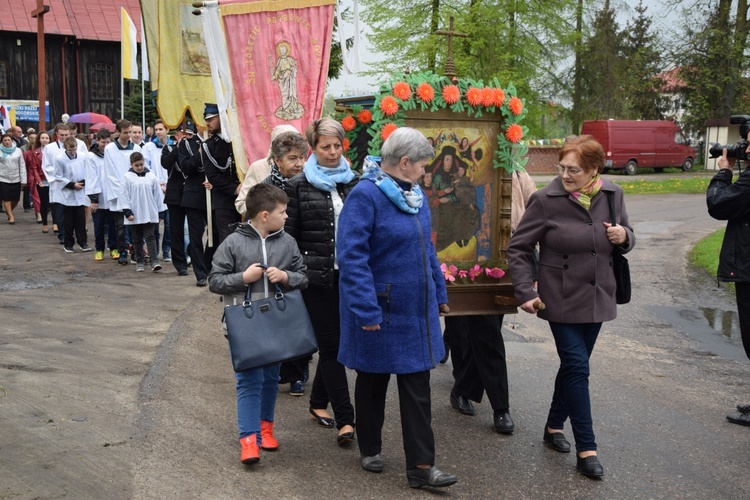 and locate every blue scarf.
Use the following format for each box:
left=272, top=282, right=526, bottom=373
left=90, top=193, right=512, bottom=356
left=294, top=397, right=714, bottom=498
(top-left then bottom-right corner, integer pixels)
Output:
left=303, top=153, right=354, bottom=192
left=1, top=144, right=16, bottom=160
left=361, top=156, right=423, bottom=214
